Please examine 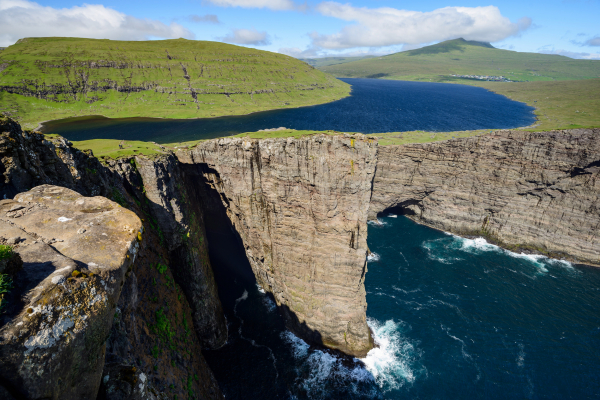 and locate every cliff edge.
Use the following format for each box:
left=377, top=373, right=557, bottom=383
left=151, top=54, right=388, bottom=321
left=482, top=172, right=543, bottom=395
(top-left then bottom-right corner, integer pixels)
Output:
left=371, top=129, right=600, bottom=266
left=178, top=134, right=378, bottom=357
